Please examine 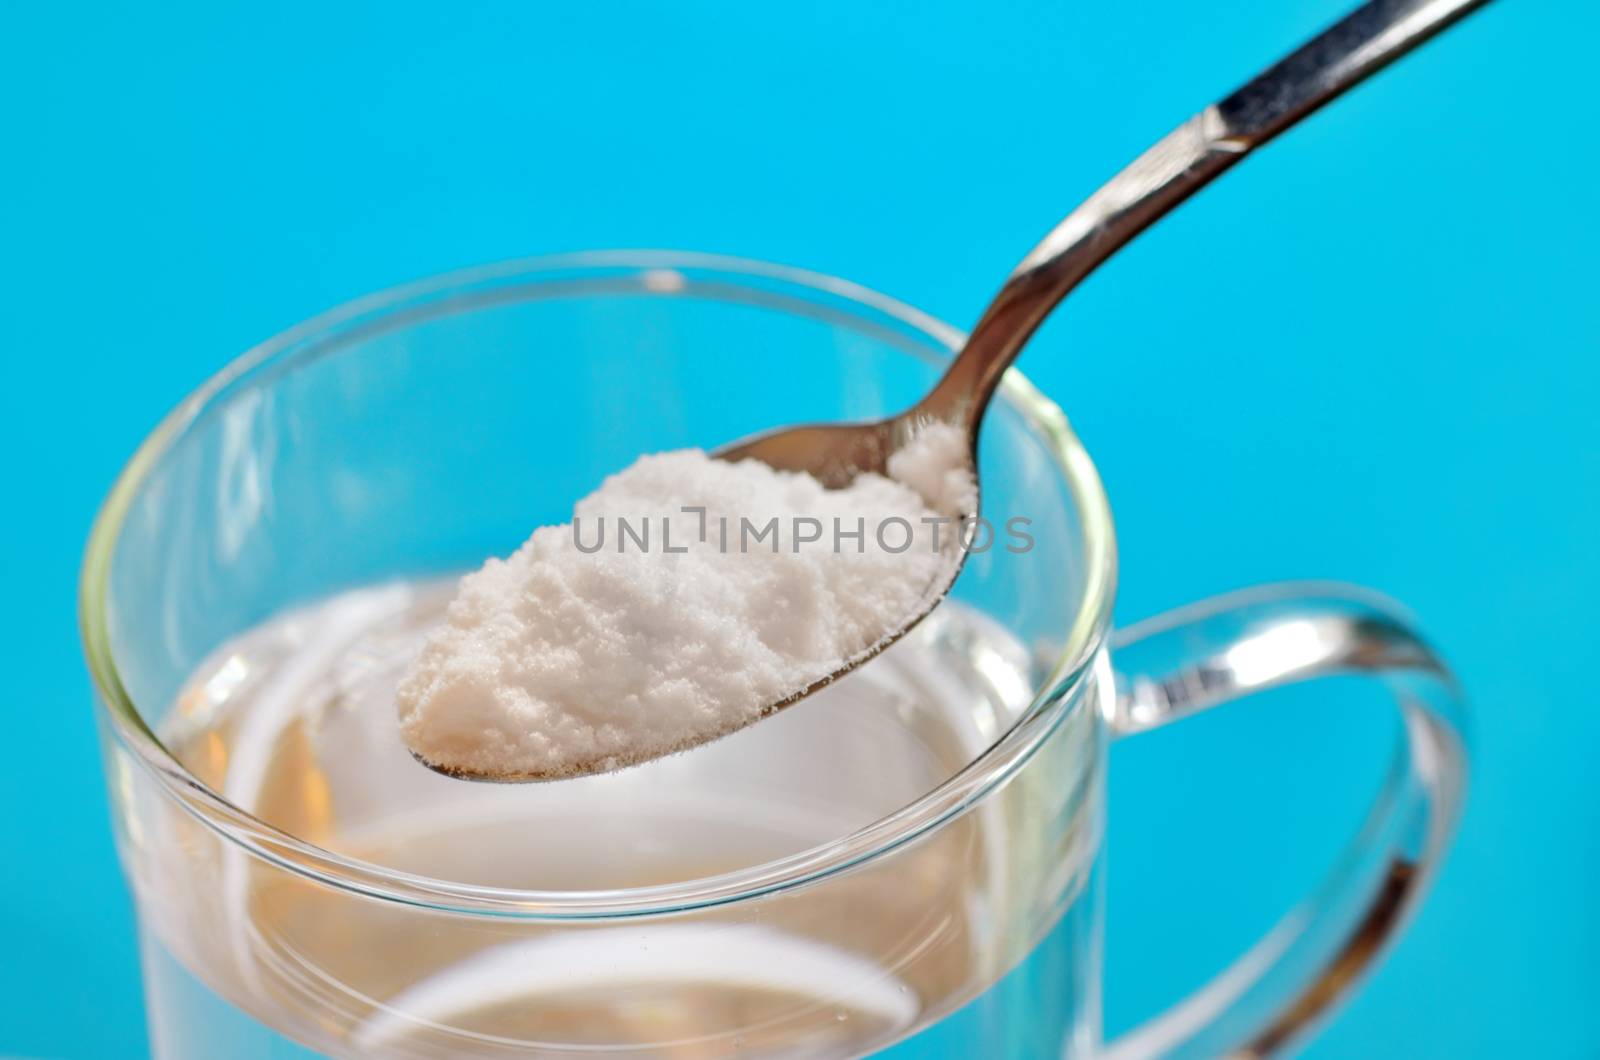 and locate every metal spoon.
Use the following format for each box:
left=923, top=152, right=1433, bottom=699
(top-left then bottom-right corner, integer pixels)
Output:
left=427, top=0, right=1491, bottom=782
